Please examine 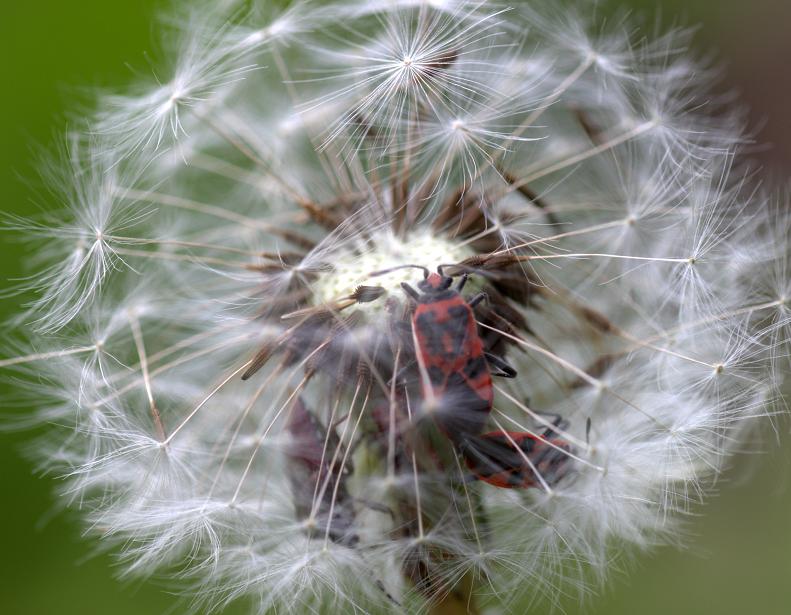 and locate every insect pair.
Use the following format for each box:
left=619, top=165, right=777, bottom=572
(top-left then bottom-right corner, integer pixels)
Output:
left=377, top=264, right=573, bottom=490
